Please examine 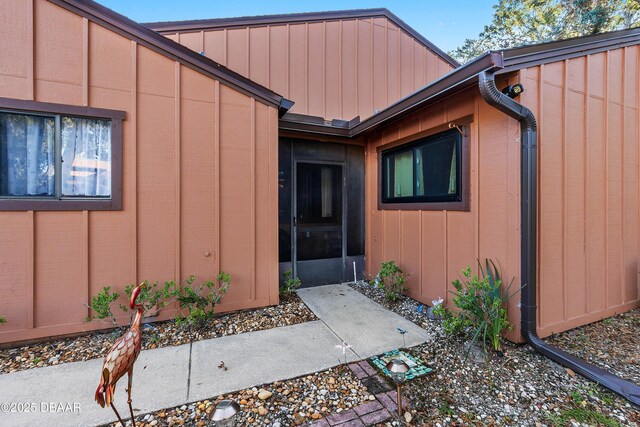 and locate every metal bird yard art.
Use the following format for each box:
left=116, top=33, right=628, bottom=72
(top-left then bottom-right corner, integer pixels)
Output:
left=95, top=283, right=145, bottom=426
